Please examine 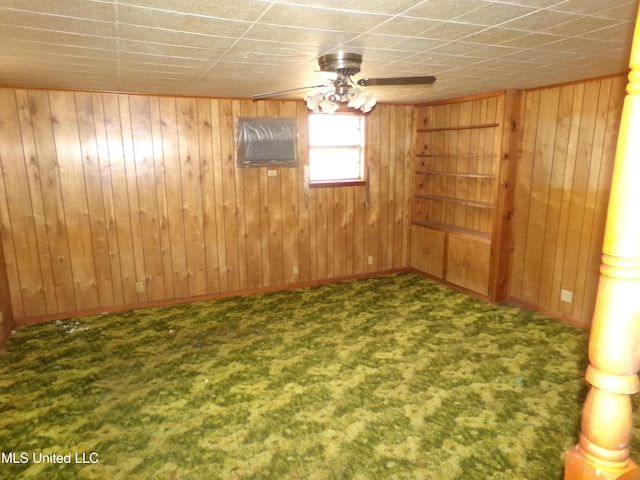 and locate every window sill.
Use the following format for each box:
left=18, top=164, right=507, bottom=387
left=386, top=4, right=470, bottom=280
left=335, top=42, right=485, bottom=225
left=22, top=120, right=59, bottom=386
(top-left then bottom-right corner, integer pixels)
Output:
left=309, top=180, right=367, bottom=188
